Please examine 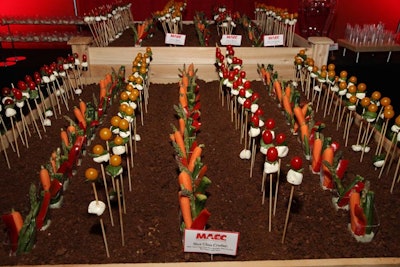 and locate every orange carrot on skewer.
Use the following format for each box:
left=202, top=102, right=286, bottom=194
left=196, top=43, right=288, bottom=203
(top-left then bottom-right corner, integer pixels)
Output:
left=179, top=191, right=193, bottom=229
left=178, top=170, right=193, bottom=191
left=79, top=99, right=86, bottom=117
left=188, top=146, right=202, bottom=172
left=50, top=151, right=58, bottom=174
left=178, top=118, right=185, bottom=137
left=300, top=123, right=311, bottom=159
left=60, top=128, right=69, bottom=147
left=294, top=104, right=306, bottom=127
left=321, top=145, right=334, bottom=190
left=273, top=79, right=283, bottom=104
left=40, top=165, right=51, bottom=191
left=311, top=133, right=323, bottom=174
left=73, top=106, right=87, bottom=130
left=188, top=63, right=195, bottom=77
left=179, top=90, right=188, bottom=109
left=174, top=130, right=187, bottom=165
left=181, top=73, right=189, bottom=88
